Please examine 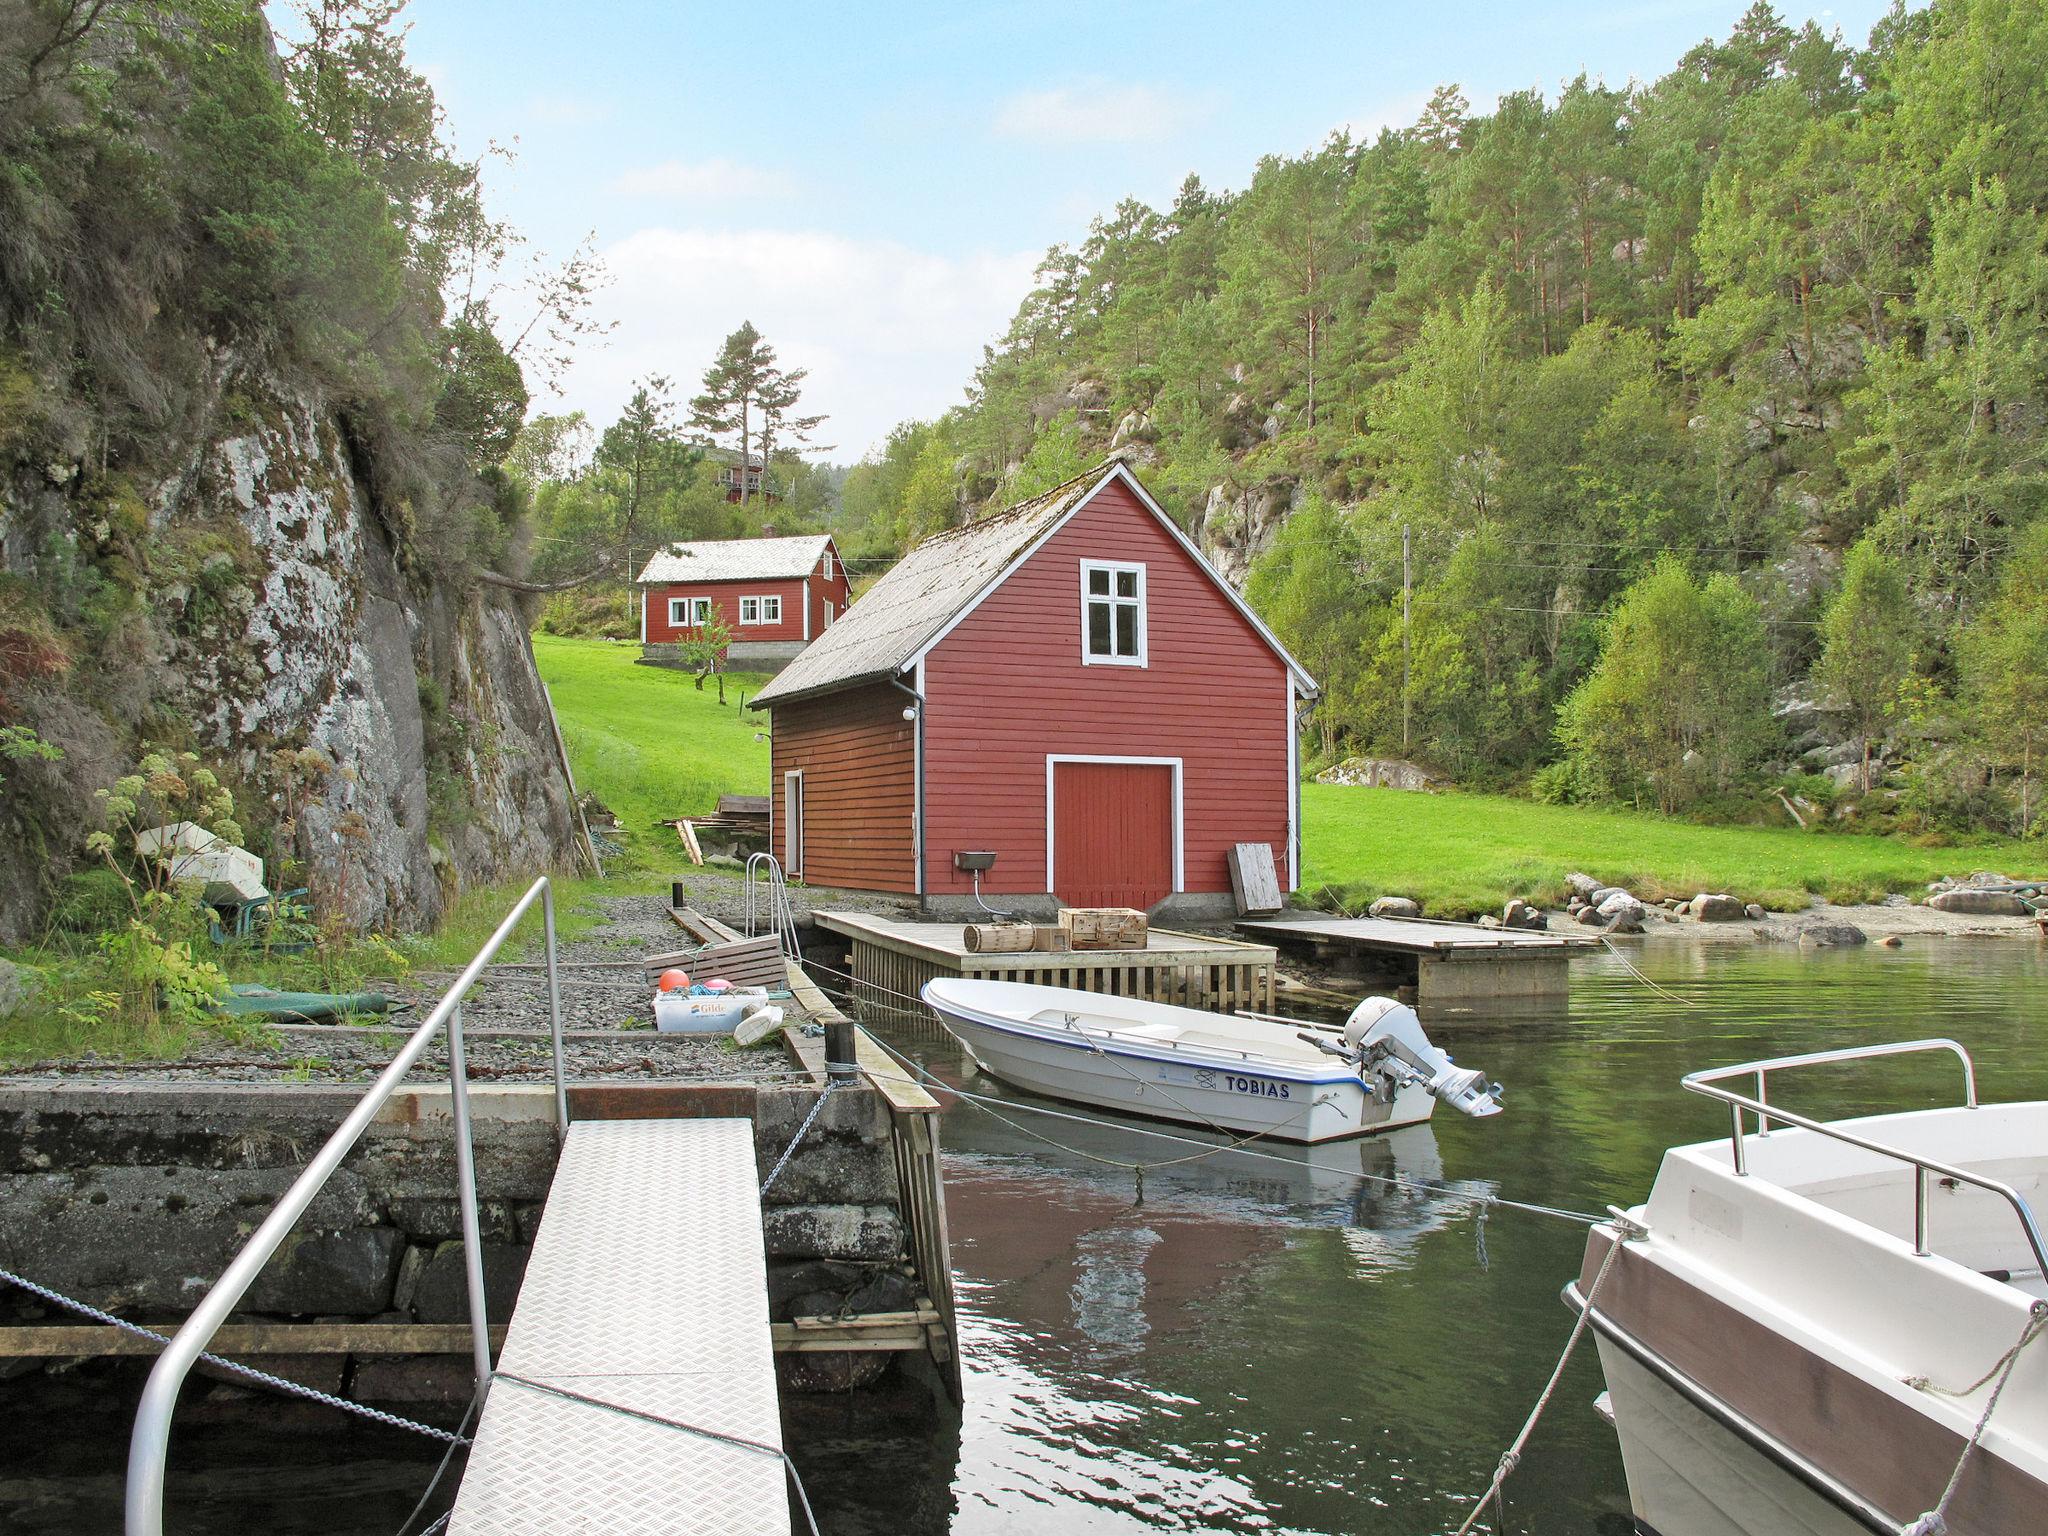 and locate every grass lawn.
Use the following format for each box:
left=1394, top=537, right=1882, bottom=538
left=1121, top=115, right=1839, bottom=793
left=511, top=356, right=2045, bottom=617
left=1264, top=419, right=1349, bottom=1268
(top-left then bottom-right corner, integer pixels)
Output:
left=1301, top=783, right=2042, bottom=916
left=533, top=634, right=771, bottom=871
